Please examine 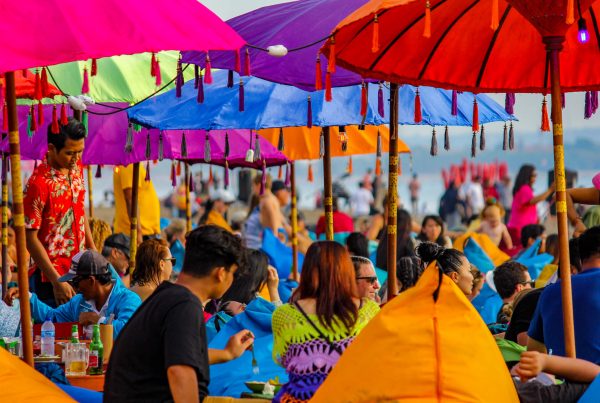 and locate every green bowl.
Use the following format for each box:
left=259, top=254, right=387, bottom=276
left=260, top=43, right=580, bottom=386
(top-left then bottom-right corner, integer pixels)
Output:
left=245, top=381, right=282, bottom=394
